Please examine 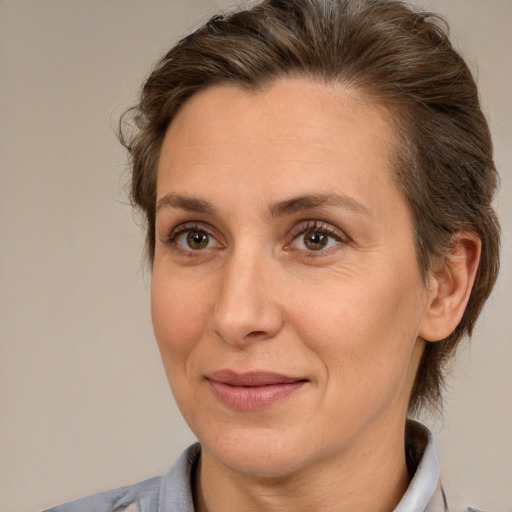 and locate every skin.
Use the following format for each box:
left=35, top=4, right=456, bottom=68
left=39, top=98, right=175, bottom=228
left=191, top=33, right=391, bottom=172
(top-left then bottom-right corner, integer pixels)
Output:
left=151, top=78, right=480, bottom=511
